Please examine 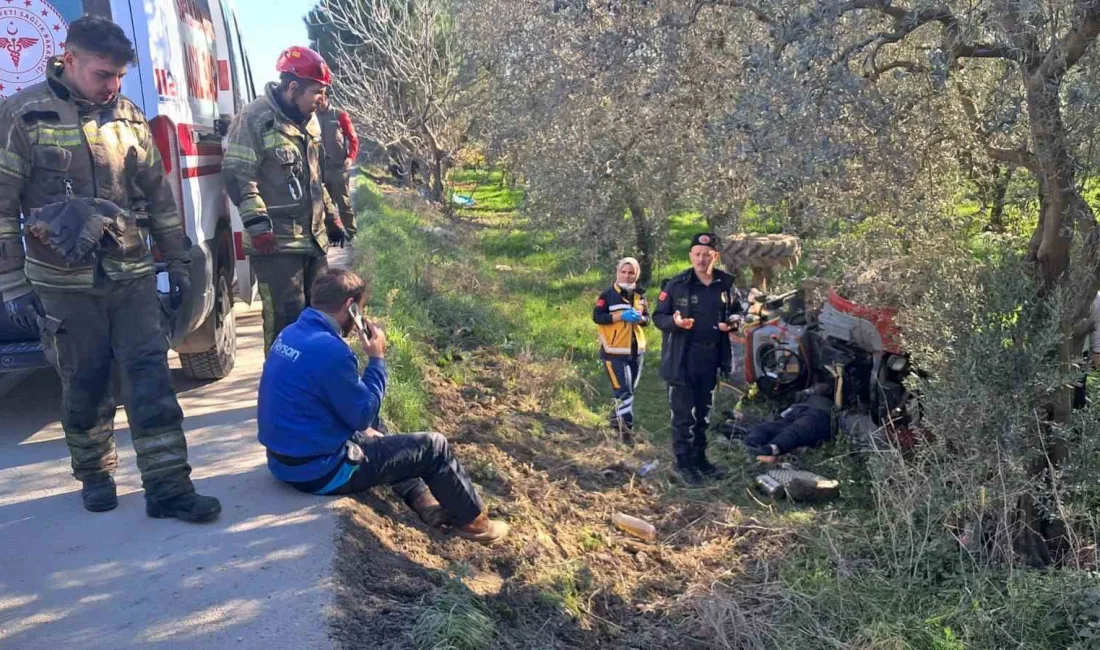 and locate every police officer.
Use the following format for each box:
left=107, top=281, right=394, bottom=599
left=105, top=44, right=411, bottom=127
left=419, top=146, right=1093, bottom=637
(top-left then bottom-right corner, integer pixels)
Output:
left=593, top=257, right=650, bottom=442
left=653, top=233, right=743, bottom=485
left=316, top=94, right=360, bottom=238
left=0, top=16, right=220, bottom=520
left=222, top=46, right=348, bottom=354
